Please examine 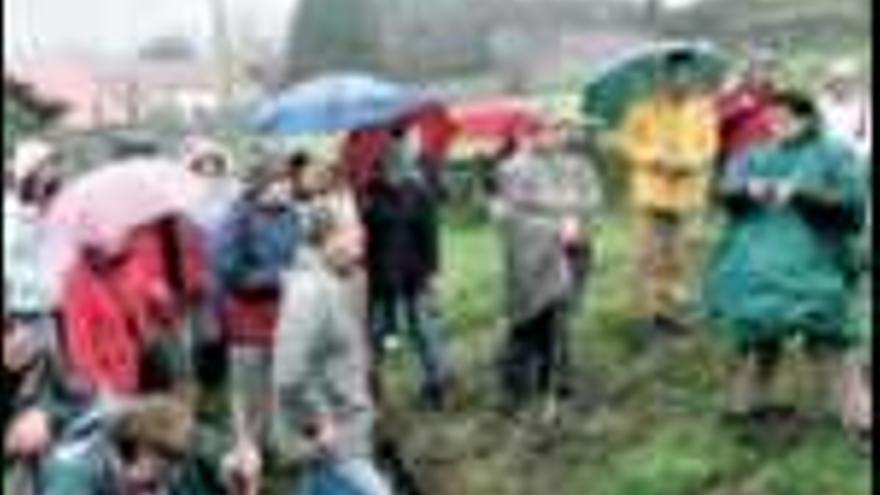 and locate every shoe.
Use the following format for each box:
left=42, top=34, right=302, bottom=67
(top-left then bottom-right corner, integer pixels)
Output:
left=420, top=381, right=448, bottom=412
left=653, top=315, right=690, bottom=337
left=383, top=335, right=402, bottom=353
